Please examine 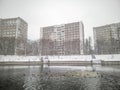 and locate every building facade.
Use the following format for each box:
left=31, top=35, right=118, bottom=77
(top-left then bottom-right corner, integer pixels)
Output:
left=93, top=22, right=120, bottom=54
left=40, top=21, right=84, bottom=55
left=0, top=17, right=28, bottom=55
